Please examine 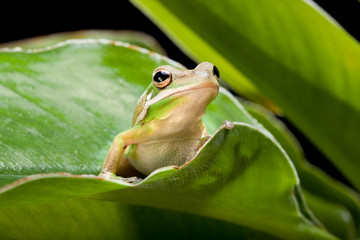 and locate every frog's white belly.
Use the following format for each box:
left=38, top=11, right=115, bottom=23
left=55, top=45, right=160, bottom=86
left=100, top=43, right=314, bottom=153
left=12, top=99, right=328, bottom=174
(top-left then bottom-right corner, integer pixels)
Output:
left=126, top=139, right=201, bottom=176
left=126, top=89, right=213, bottom=175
